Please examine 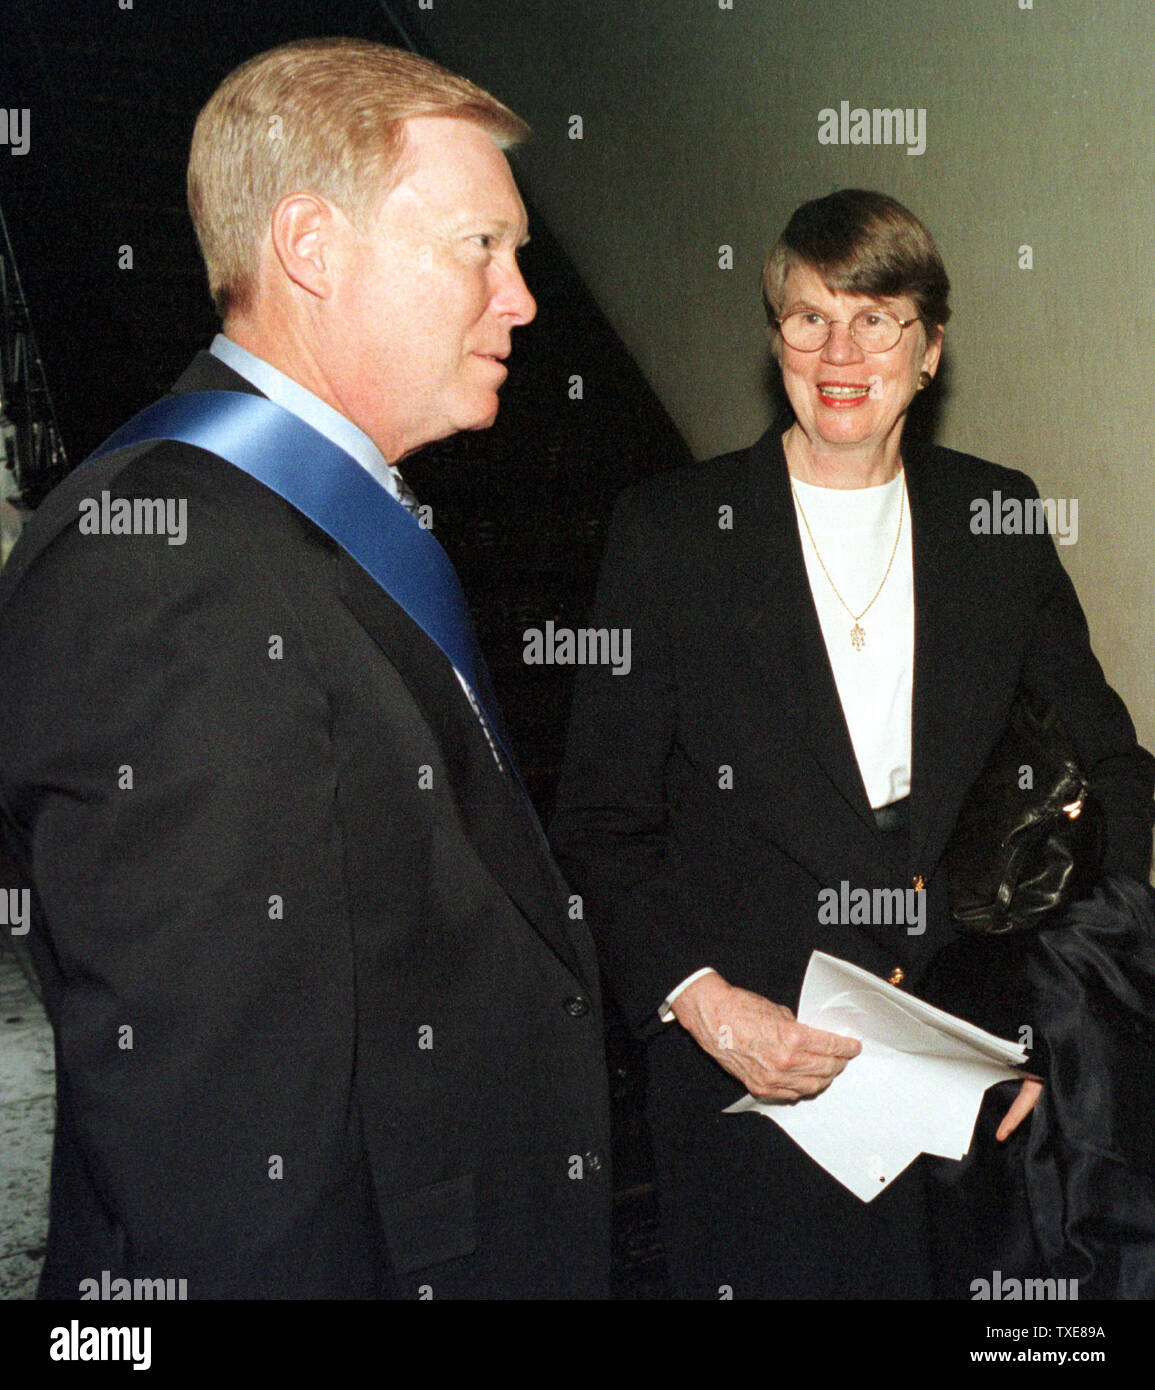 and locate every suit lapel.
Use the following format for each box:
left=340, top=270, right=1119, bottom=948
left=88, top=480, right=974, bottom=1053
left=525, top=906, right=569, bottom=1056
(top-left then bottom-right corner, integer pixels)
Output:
left=336, top=556, right=588, bottom=982
left=731, top=431, right=877, bottom=831
left=904, top=443, right=989, bottom=872
left=732, top=432, right=996, bottom=876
